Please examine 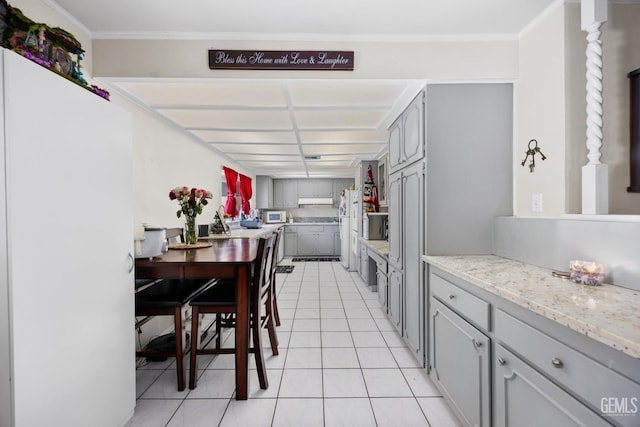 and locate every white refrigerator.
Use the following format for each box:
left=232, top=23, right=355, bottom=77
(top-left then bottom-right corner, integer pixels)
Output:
left=339, top=189, right=357, bottom=271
